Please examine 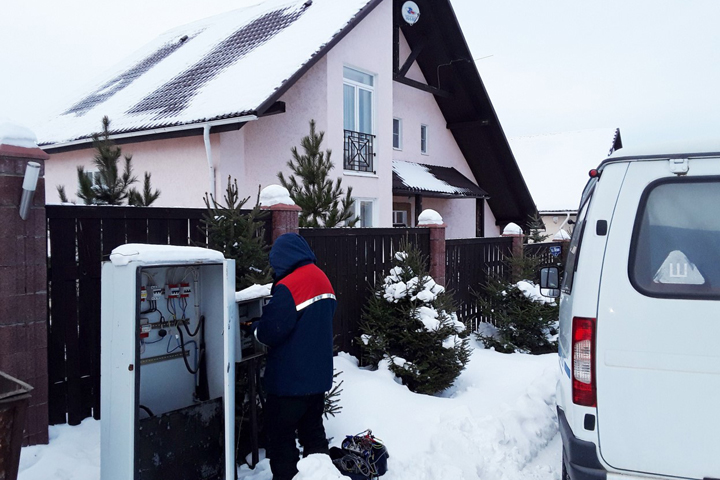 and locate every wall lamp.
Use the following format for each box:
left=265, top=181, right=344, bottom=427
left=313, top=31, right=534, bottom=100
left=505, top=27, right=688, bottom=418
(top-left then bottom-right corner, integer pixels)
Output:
left=19, top=161, right=41, bottom=220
